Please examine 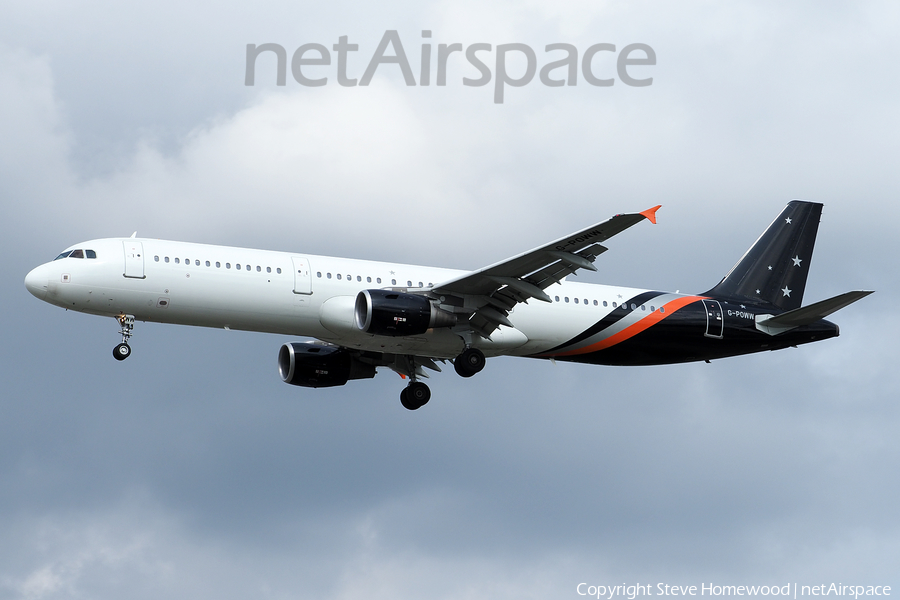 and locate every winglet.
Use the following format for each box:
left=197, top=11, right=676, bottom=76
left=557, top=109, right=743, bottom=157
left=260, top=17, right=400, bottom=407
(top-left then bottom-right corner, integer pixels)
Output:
left=639, top=205, right=662, bottom=224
